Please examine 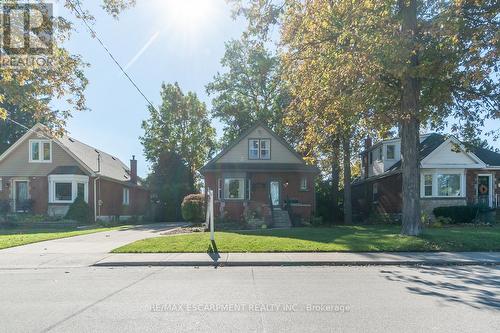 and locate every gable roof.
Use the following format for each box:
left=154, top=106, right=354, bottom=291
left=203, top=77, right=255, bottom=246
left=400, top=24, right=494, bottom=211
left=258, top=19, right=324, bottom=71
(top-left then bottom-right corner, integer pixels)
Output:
left=200, top=122, right=319, bottom=174
left=471, top=146, right=500, bottom=166
left=0, top=124, right=134, bottom=183
left=387, top=133, right=500, bottom=171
